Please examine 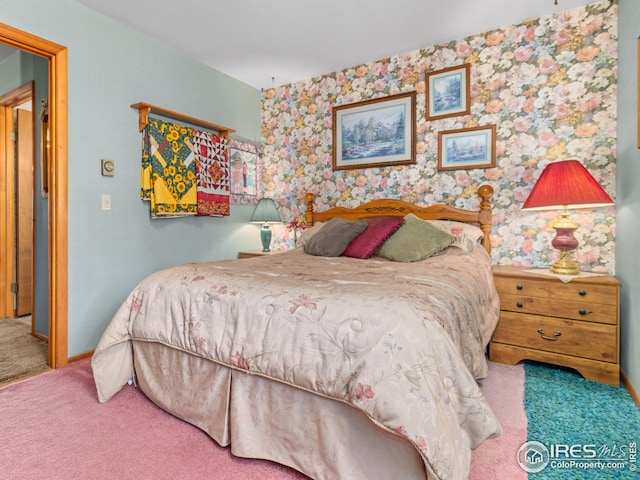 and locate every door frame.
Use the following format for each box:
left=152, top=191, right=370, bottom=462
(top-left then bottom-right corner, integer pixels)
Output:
left=0, top=23, right=68, bottom=368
